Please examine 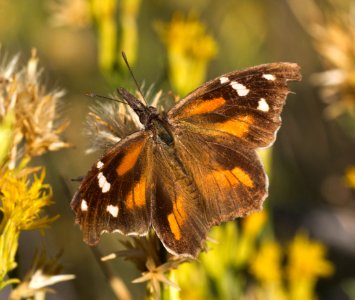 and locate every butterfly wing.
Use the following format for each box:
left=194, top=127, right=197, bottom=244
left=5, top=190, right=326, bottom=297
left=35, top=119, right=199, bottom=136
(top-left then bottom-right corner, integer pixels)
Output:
left=166, top=63, right=301, bottom=225
left=173, top=129, right=267, bottom=225
left=151, top=140, right=209, bottom=257
left=168, top=63, right=301, bottom=148
left=71, top=131, right=154, bottom=245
